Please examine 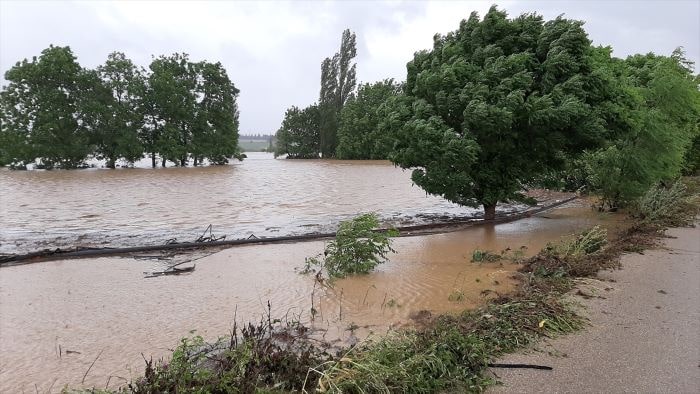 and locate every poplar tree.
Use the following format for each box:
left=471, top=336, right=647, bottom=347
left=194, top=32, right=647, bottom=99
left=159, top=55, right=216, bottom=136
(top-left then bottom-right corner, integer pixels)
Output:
left=318, top=29, right=357, bottom=158
left=147, top=53, right=198, bottom=167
